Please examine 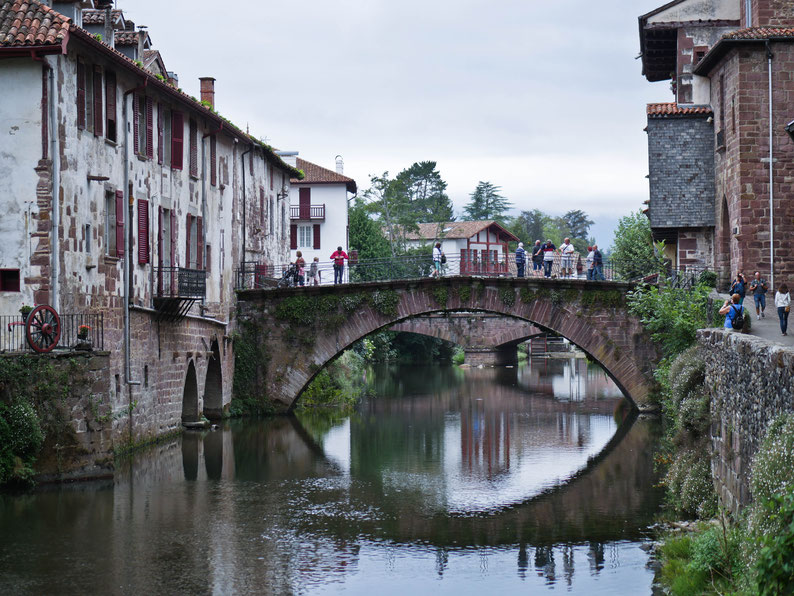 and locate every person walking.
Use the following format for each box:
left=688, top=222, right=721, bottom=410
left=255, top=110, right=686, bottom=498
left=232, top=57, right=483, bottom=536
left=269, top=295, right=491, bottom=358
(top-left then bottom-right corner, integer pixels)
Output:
left=719, top=293, right=745, bottom=332
left=309, top=257, right=320, bottom=286
left=532, top=240, right=543, bottom=275
left=560, top=237, right=575, bottom=279
left=749, top=271, right=768, bottom=320
left=775, top=283, right=791, bottom=336
left=295, top=251, right=306, bottom=287
left=515, top=242, right=526, bottom=278
left=592, top=245, right=605, bottom=280
left=431, top=242, right=444, bottom=278
left=330, top=246, right=348, bottom=284
left=729, top=272, right=747, bottom=304
left=542, top=239, right=556, bottom=278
